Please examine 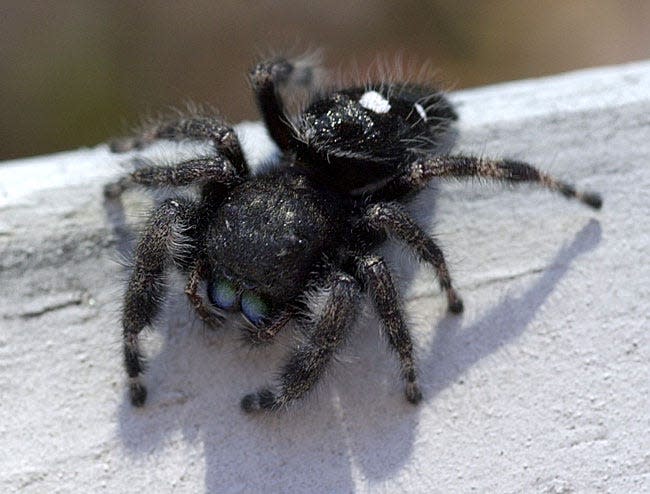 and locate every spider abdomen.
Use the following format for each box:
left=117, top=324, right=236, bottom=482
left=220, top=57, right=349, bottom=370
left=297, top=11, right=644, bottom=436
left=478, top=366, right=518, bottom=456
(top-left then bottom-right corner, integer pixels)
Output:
left=293, top=84, right=457, bottom=193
